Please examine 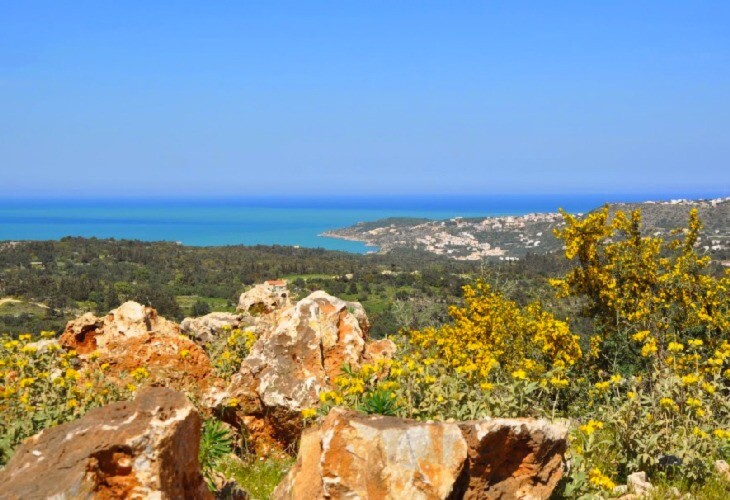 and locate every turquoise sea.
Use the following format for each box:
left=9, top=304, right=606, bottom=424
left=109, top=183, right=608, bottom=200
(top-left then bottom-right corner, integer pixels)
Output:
left=0, top=194, right=717, bottom=253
